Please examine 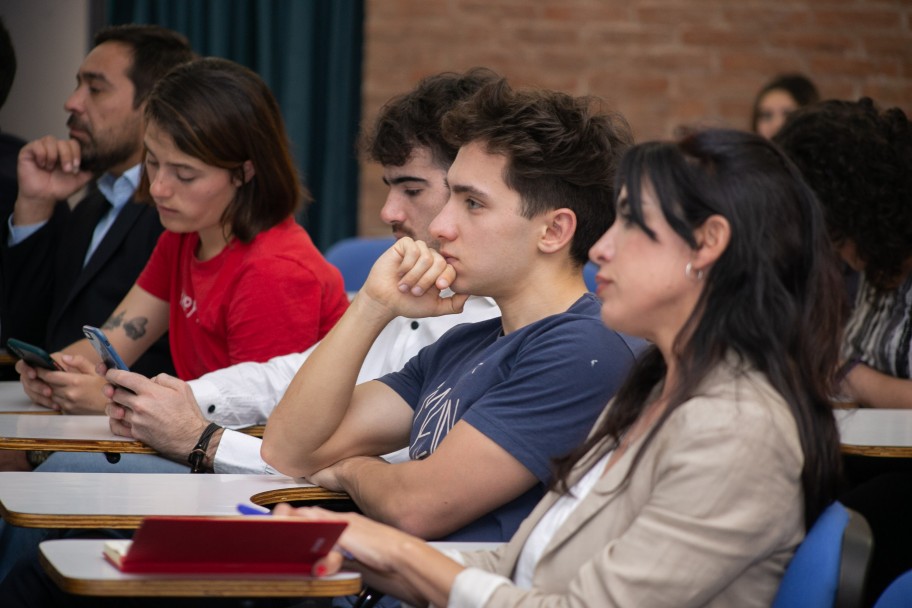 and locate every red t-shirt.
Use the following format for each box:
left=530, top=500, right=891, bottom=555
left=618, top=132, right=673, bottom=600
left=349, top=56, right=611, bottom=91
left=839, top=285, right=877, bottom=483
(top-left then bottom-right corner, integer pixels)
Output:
left=137, top=218, right=348, bottom=380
